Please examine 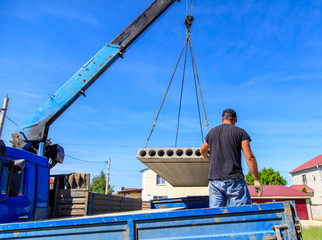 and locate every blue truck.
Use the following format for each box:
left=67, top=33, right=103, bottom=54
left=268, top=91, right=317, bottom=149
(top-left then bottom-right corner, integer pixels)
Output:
left=0, top=139, right=303, bottom=239
left=0, top=0, right=303, bottom=238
